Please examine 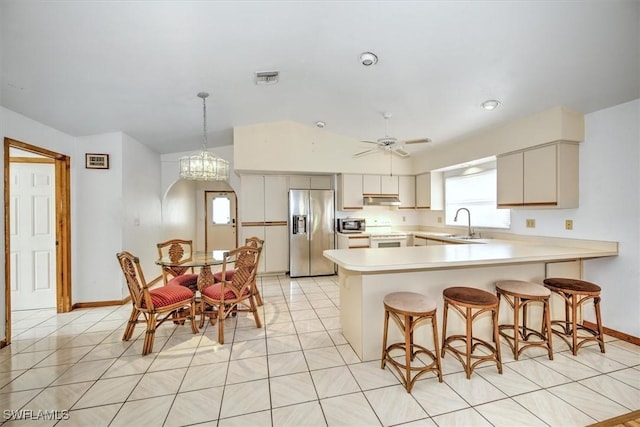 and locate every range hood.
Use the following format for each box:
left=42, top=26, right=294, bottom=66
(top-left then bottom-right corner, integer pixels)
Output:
left=363, top=195, right=401, bottom=206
